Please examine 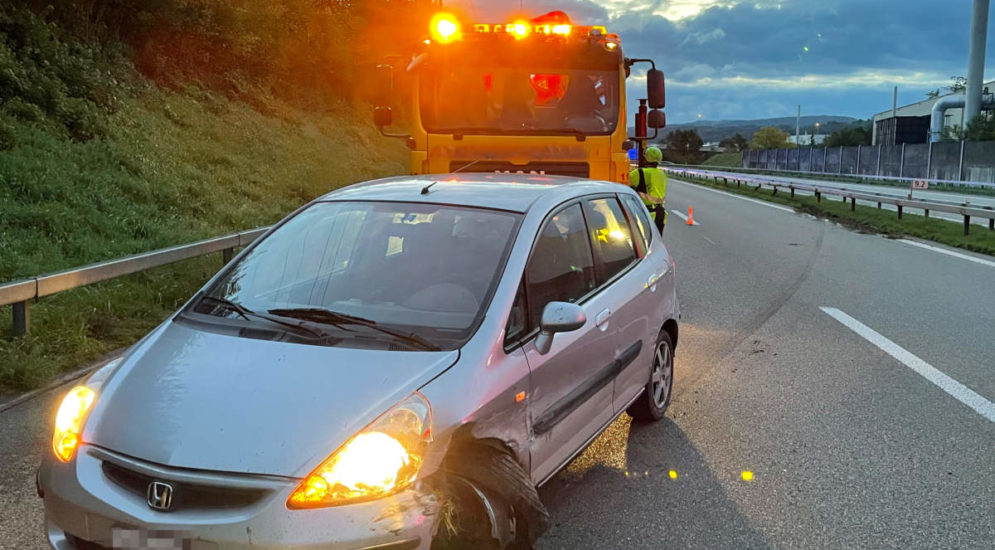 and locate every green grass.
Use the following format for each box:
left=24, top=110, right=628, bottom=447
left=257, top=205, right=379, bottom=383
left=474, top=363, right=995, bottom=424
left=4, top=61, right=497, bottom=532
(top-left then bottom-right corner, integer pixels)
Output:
left=702, top=152, right=743, bottom=168
left=675, top=175, right=995, bottom=256
left=0, top=7, right=408, bottom=392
